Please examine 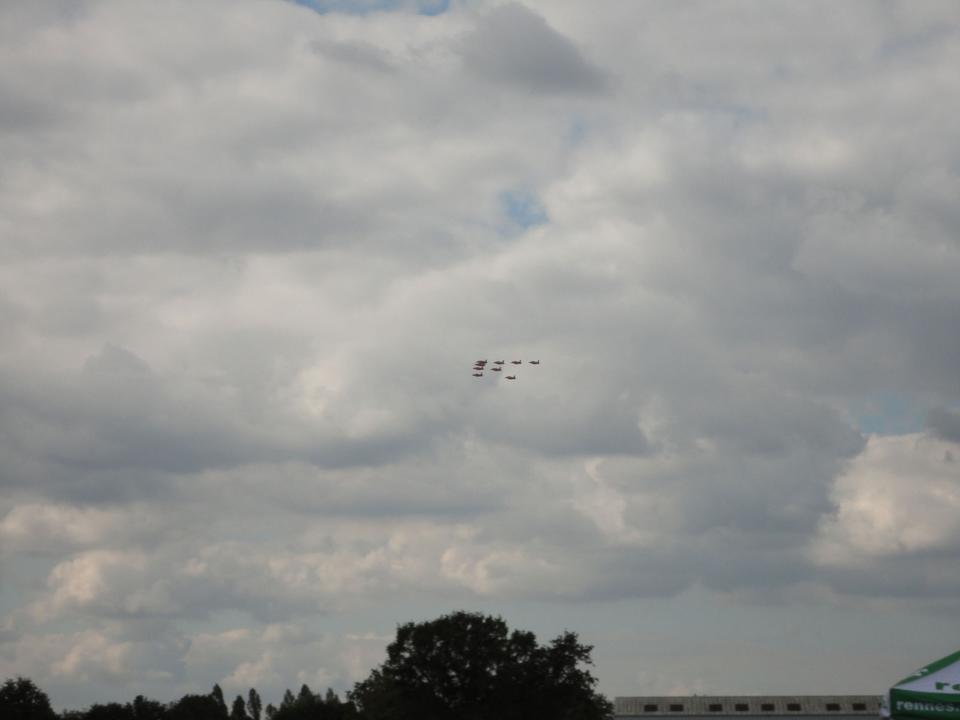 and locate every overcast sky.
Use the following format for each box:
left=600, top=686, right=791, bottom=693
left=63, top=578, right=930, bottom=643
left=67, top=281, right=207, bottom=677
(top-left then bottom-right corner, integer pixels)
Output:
left=2, top=0, right=960, bottom=711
